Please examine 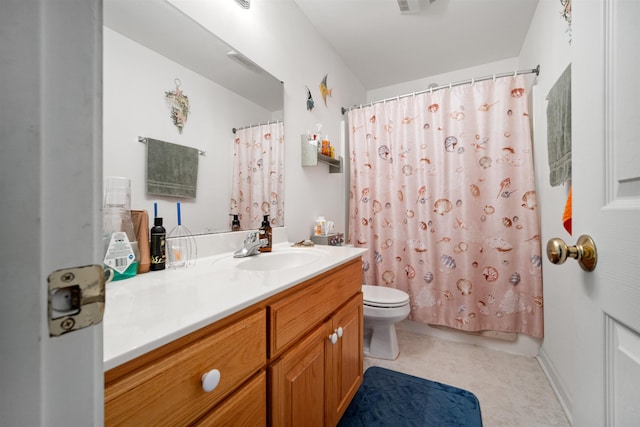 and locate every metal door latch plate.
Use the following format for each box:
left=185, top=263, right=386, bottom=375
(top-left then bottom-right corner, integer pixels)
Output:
left=47, top=264, right=107, bottom=337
